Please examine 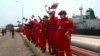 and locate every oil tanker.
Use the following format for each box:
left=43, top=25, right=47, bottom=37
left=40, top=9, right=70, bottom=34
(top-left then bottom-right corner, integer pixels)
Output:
left=72, top=7, right=100, bottom=36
